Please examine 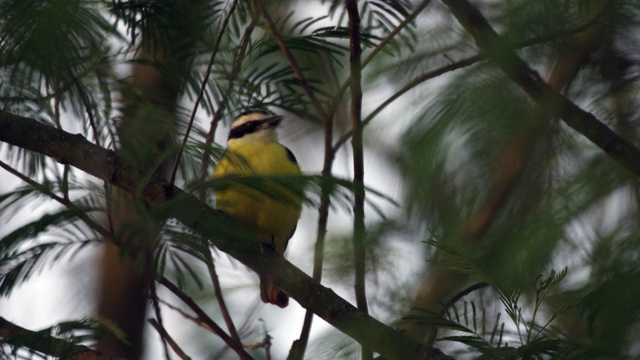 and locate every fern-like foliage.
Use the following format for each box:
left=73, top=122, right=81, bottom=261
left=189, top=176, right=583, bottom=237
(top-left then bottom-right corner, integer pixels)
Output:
left=0, top=215, right=100, bottom=297
left=1, top=317, right=125, bottom=359
left=403, top=268, right=573, bottom=359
